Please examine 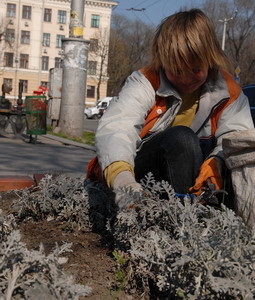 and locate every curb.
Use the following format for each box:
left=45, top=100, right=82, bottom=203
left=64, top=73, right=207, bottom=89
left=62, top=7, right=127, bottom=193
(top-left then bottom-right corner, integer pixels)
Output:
left=0, top=175, right=35, bottom=192
left=0, top=173, right=87, bottom=192
left=0, top=174, right=49, bottom=192
left=44, top=134, right=96, bottom=152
